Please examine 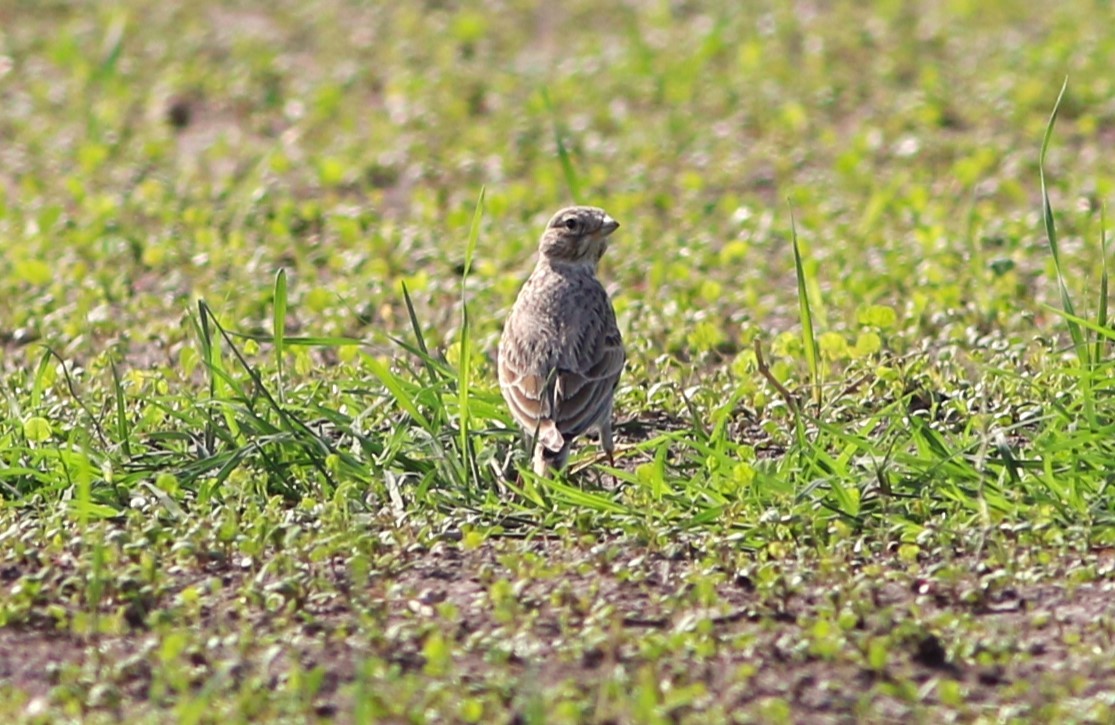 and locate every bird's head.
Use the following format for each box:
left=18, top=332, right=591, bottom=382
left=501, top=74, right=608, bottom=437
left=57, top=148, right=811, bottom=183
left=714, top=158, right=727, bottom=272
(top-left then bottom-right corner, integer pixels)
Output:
left=537, top=206, right=619, bottom=267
